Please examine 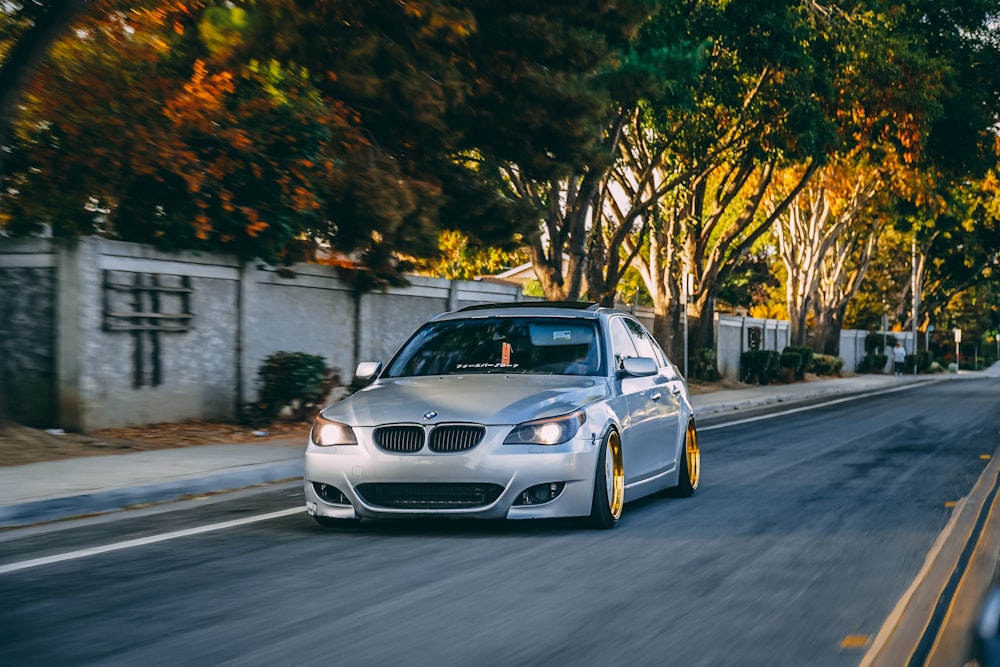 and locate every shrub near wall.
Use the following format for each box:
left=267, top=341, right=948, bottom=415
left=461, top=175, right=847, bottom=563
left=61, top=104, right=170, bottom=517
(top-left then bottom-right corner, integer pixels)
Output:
left=782, top=345, right=814, bottom=380
left=858, top=354, right=889, bottom=373
left=245, top=351, right=340, bottom=426
left=865, top=332, right=896, bottom=355
left=779, top=352, right=801, bottom=384
left=811, top=353, right=844, bottom=376
left=690, top=347, right=721, bottom=381
left=741, top=350, right=782, bottom=385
